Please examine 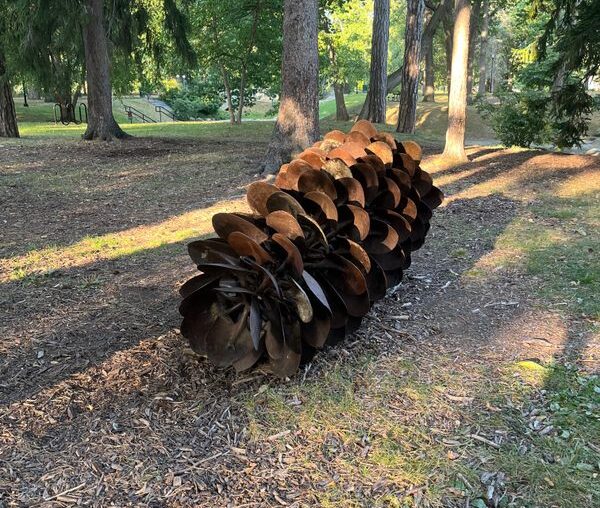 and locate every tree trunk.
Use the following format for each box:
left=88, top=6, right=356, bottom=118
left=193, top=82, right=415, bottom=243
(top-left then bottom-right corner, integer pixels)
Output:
left=221, top=65, right=236, bottom=125
left=396, top=0, right=425, bottom=133
left=327, top=39, right=349, bottom=121
left=82, top=0, right=127, bottom=140
left=443, top=13, right=453, bottom=94
left=334, top=82, right=349, bottom=121
left=466, top=0, right=481, bottom=104
left=262, top=0, right=319, bottom=174
left=423, top=42, right=435, bottom=101
left=477, top=0, right=489, bottom=96
left=237, top=0, right=261, bottom=124
left=0, top=51, right=19, bottom=138
left=359, top=0, right=390, bottom=124
left=442, top=0, right=471, bottom=161
left=421, top=0, right=452, bottom=102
